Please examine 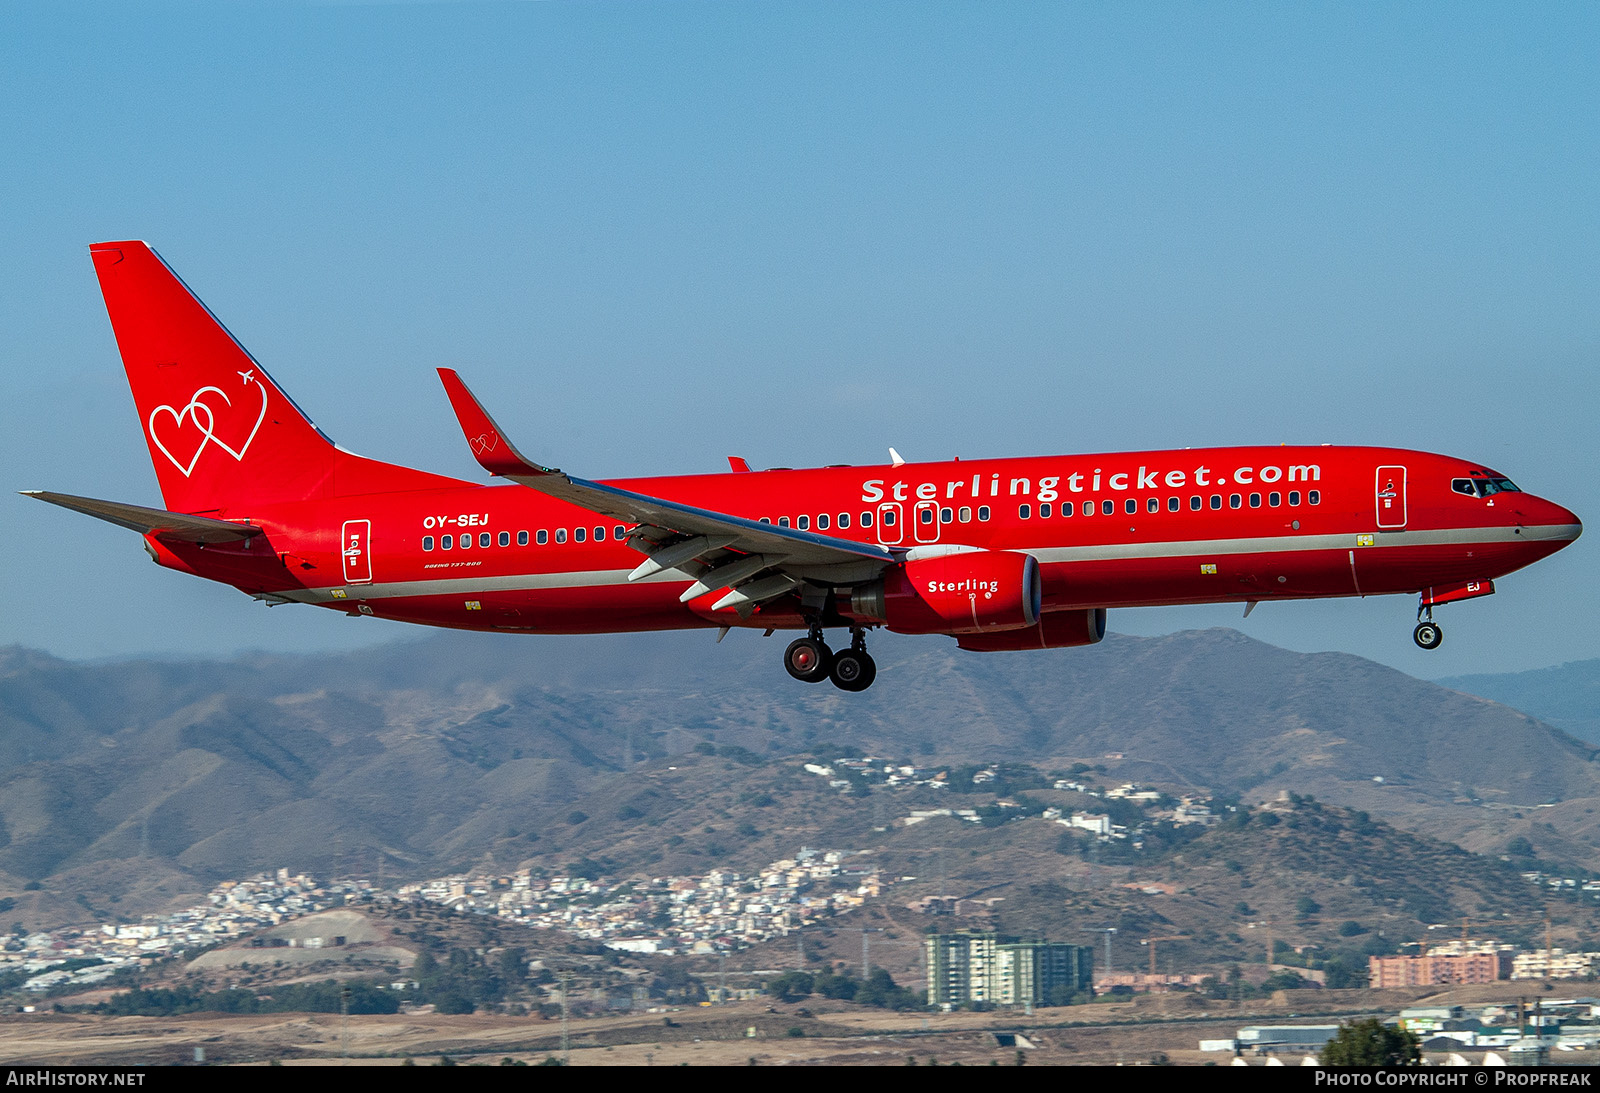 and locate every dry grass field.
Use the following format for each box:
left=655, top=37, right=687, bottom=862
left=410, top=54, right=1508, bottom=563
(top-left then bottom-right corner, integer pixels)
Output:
left=6, top=984, right=1582, bottom=1067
